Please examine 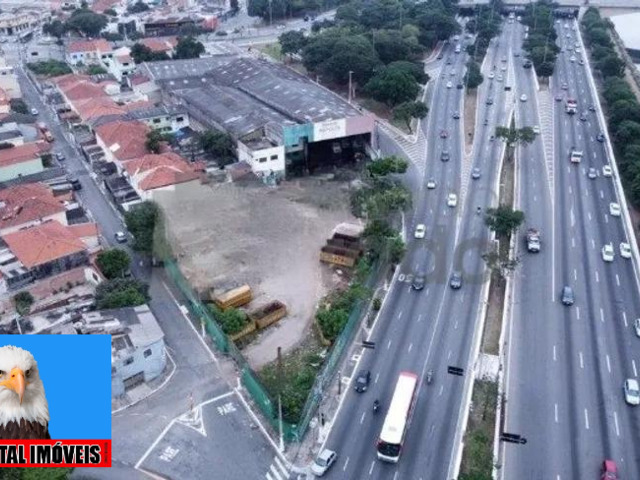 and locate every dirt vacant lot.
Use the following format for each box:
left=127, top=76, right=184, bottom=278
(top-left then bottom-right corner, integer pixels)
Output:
left=156, top=176, right=360, bottom=368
